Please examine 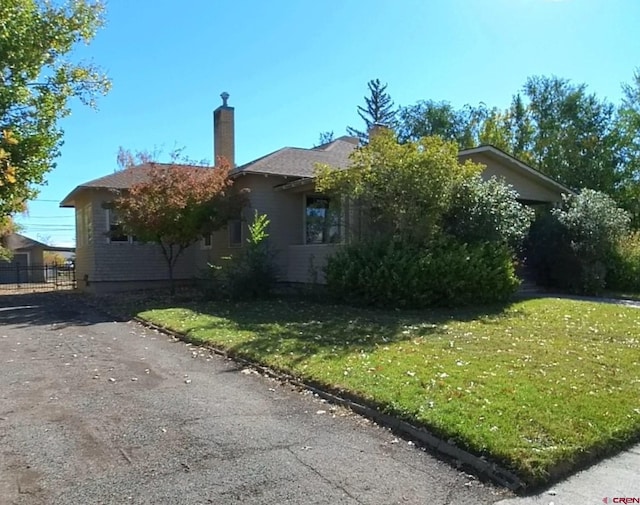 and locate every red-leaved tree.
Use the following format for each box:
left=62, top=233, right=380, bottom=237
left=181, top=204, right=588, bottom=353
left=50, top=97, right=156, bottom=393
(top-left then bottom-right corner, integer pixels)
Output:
left=113, top=156, right=246, bottom=294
